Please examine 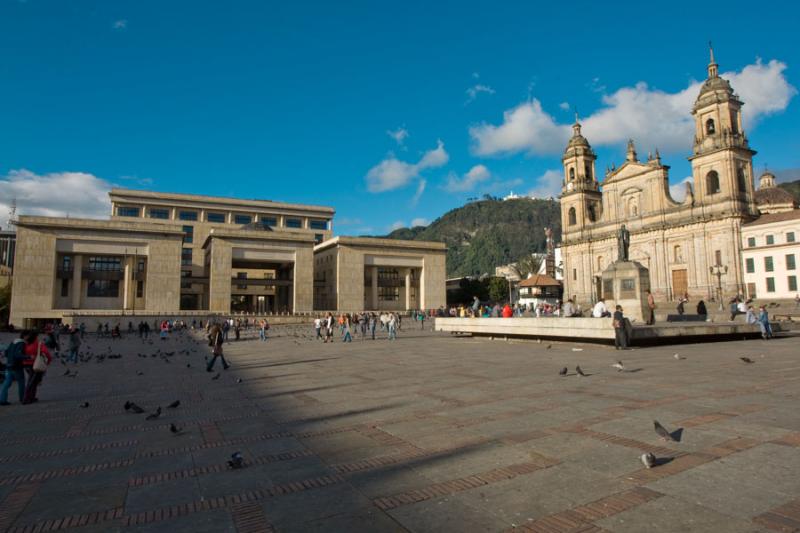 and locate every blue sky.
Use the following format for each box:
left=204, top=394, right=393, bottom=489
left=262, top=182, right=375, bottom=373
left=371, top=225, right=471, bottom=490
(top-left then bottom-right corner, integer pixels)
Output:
left=1, top=0, right=798, bottom=233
